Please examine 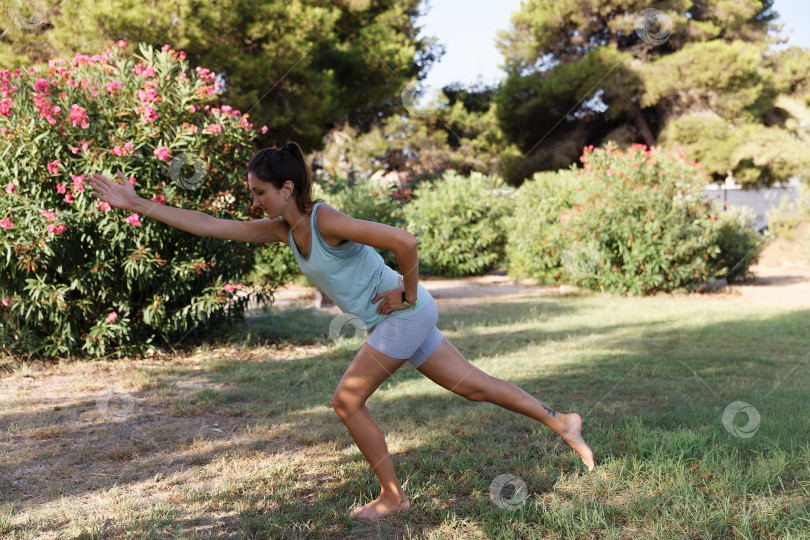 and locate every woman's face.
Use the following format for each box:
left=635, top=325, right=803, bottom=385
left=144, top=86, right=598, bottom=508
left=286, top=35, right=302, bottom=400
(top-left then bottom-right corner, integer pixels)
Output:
left=247, top=172, right=288, bottom=218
